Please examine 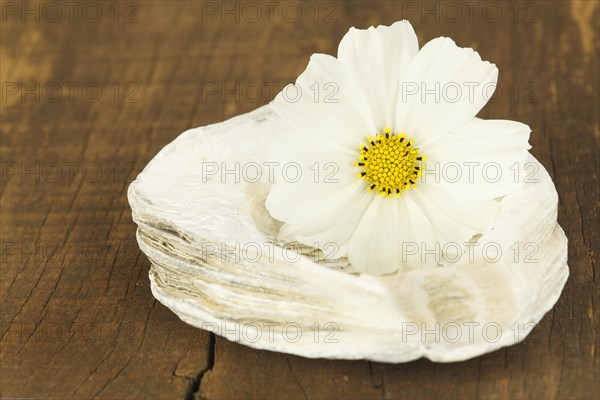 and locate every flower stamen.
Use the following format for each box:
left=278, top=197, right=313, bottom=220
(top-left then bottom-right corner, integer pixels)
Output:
left=354, top=130, right=426, bottom=198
